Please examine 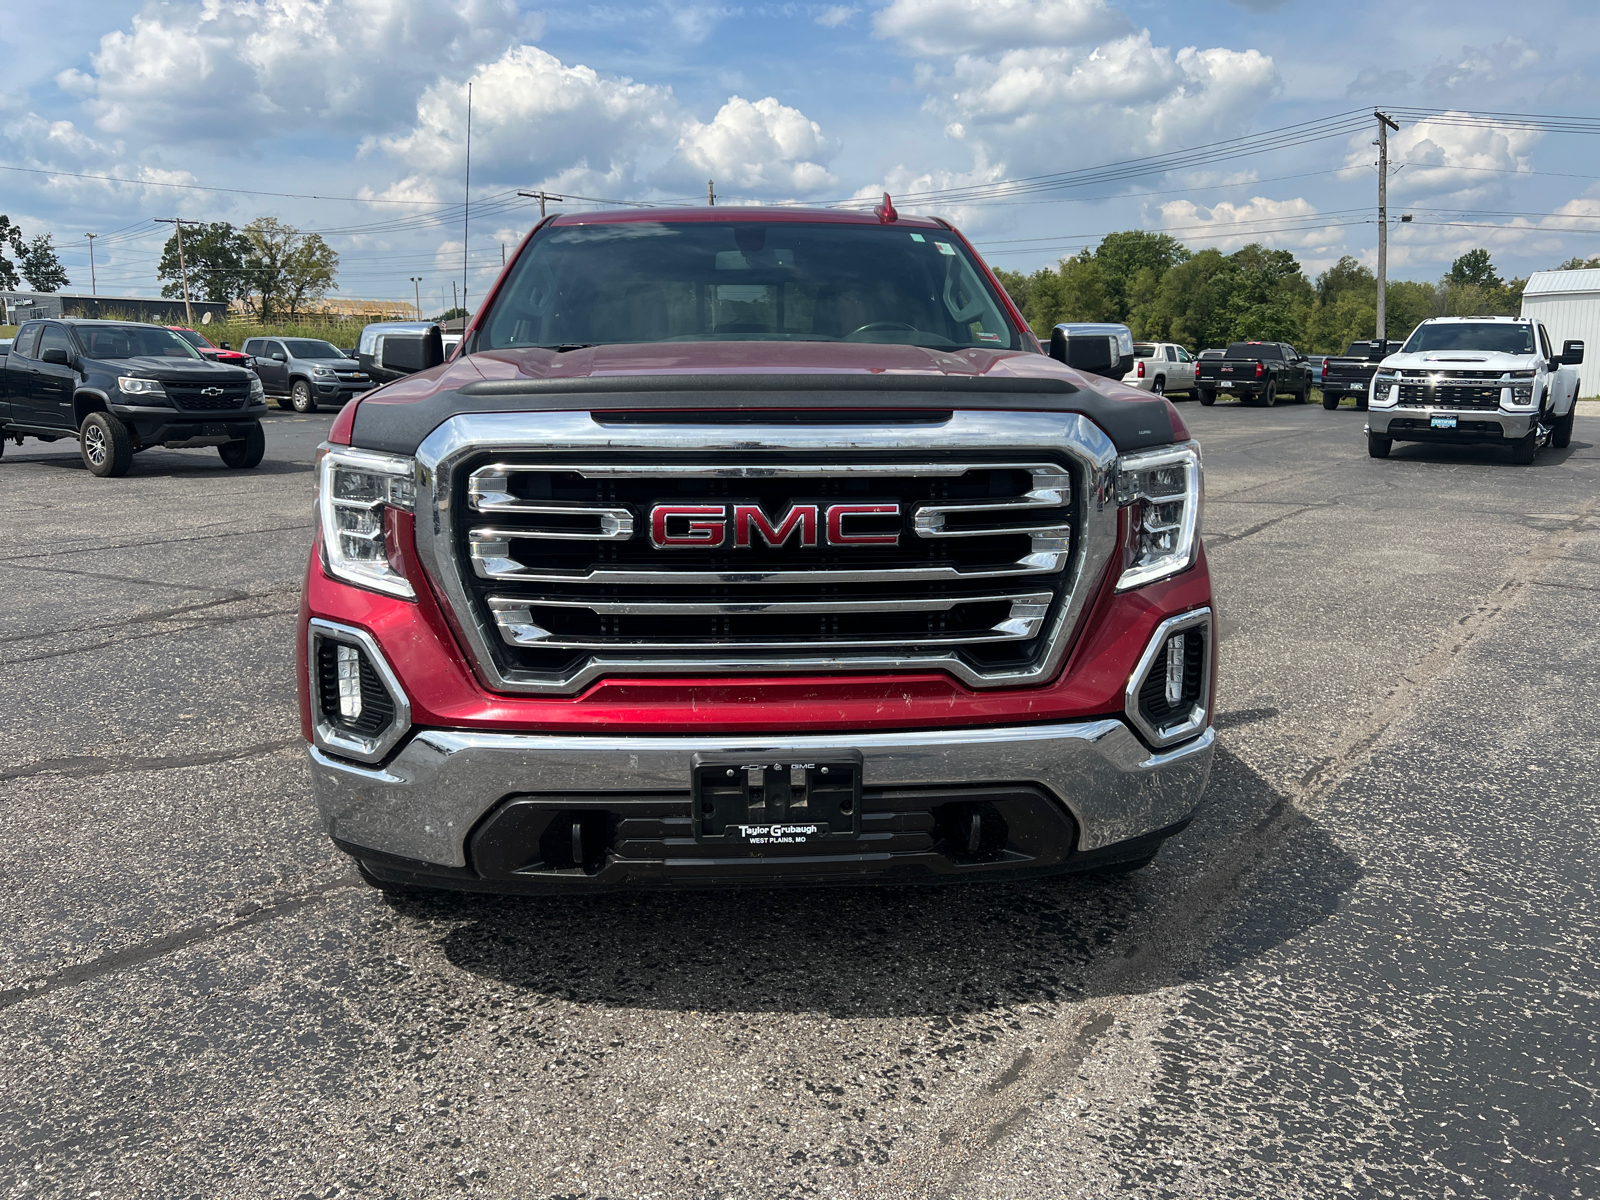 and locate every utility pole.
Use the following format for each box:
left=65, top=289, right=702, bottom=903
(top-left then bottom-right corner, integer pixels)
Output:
left=517, top=191, right=555, bottom=219
left=501, top=243, right=506, bottom=267
left=1375, top=110, right=1399, bottom=343
left=410, top=276, right=423, bottom=321
left=707, top=179, right=716, bottom=206
left=452, top=280, right=459, bottom=315
left=155, top=217, right=194, bottom=327
left=462, top=82, right=472, bottom=321
left=83, top=233, right=97, bottom=296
